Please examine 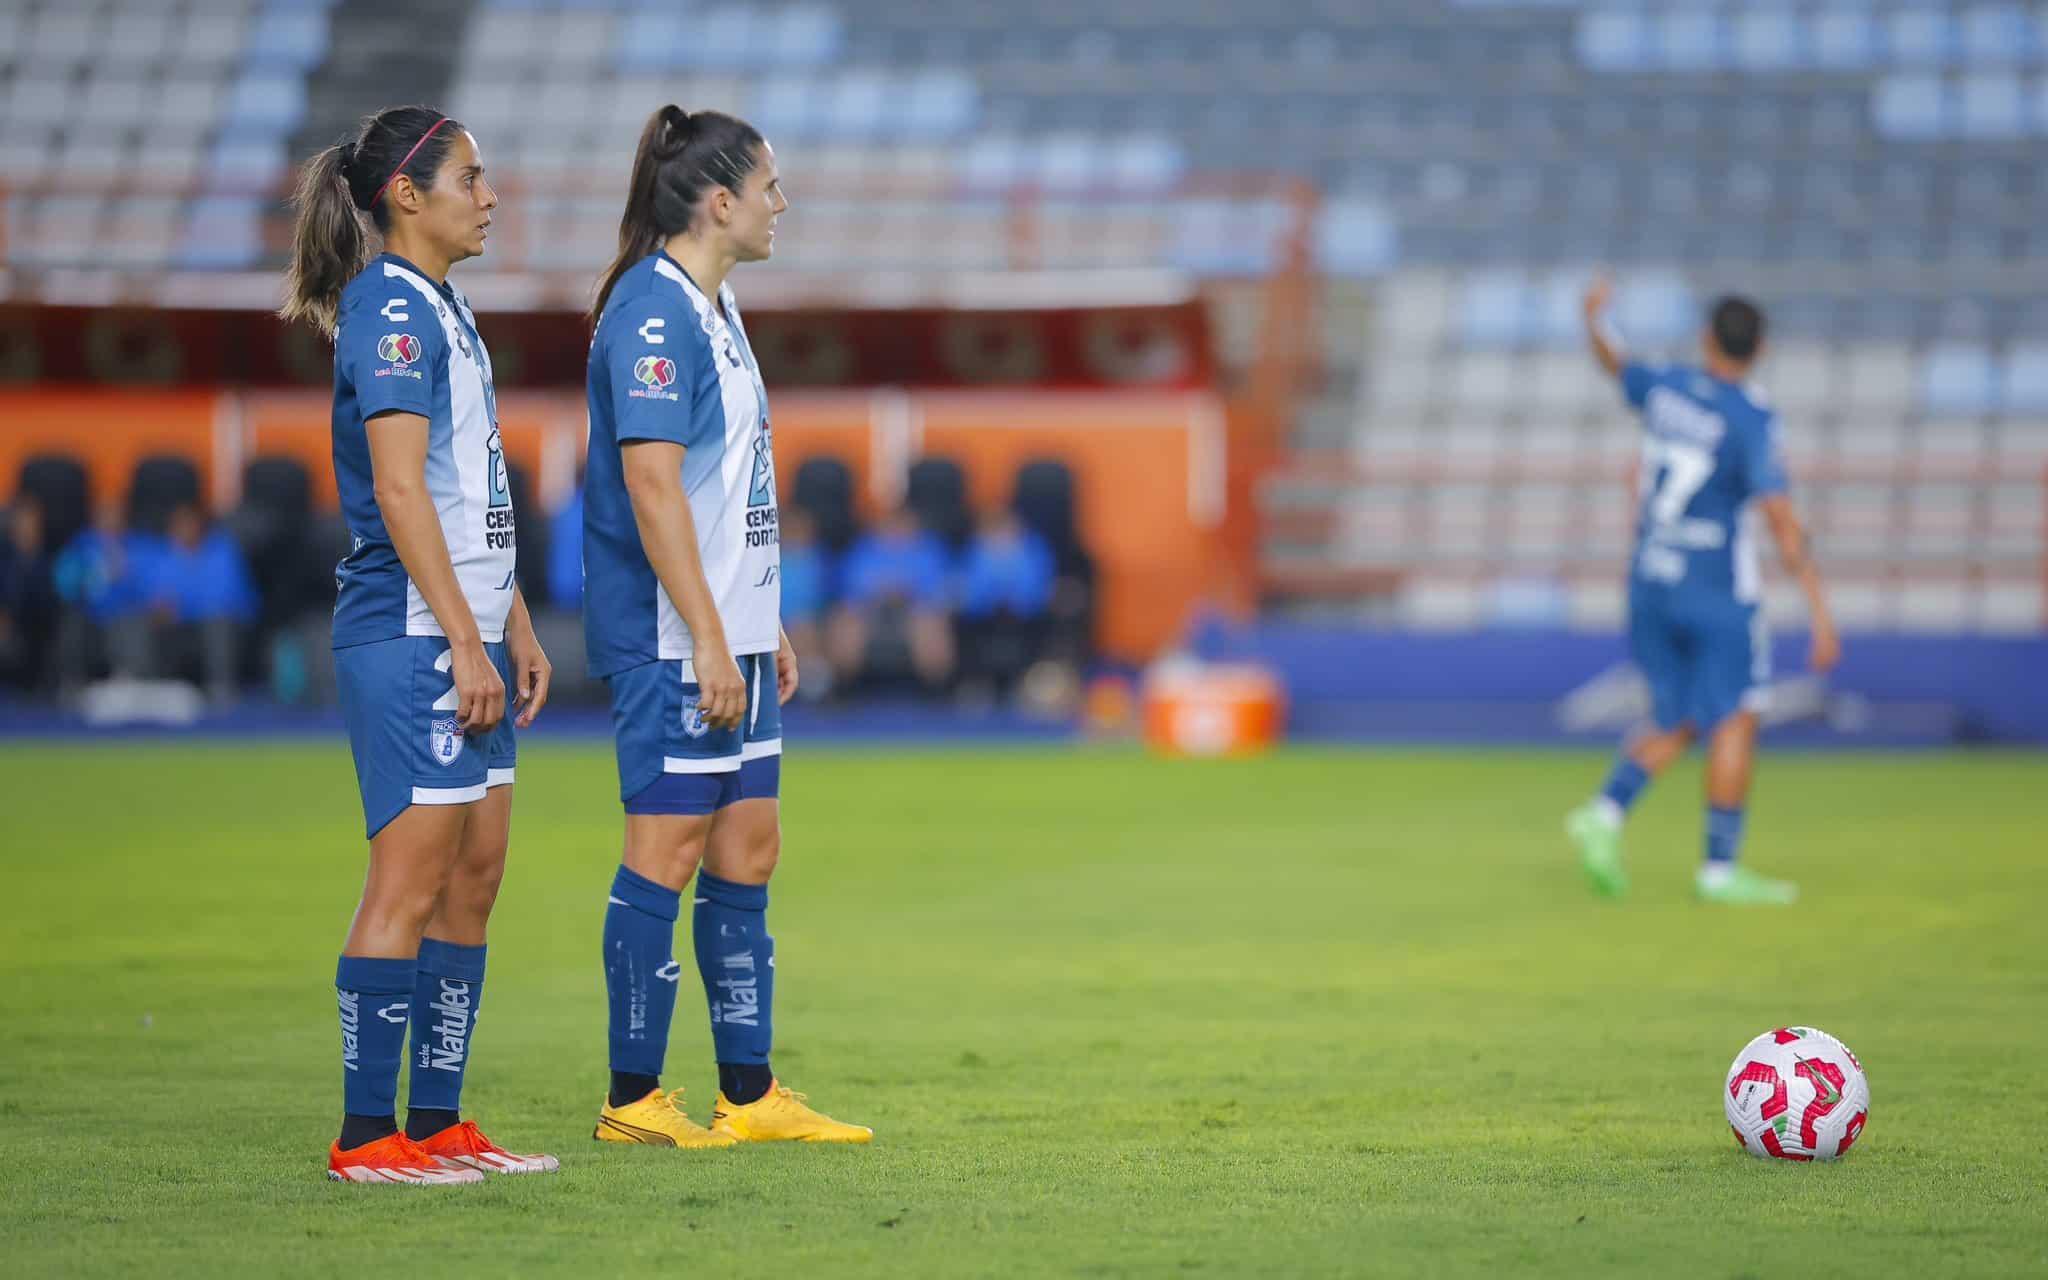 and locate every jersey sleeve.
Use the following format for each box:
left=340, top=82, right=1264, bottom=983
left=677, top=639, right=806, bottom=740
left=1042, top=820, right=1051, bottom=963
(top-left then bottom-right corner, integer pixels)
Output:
left=606, top=295, right=718, bottom=448
left=1741, top=411, right=1790, bottom=498
left=338, top=291, right=445, bottom=421
left=1620, top=361, right=1660, bottom=410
